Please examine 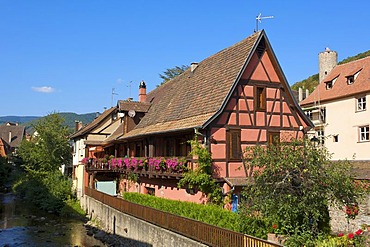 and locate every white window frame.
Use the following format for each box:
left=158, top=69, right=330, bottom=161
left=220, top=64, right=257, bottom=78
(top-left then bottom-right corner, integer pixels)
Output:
left=359, top=126, right=369, bottom=142
left=357, top=96, right=366, bottom=111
